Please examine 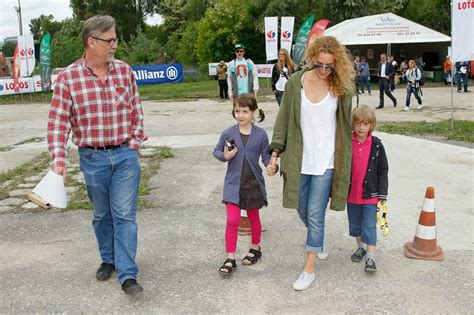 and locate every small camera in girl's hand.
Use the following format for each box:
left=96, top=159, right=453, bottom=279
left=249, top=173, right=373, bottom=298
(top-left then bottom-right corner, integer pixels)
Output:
left=225, top=139, right=235, bottom=150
